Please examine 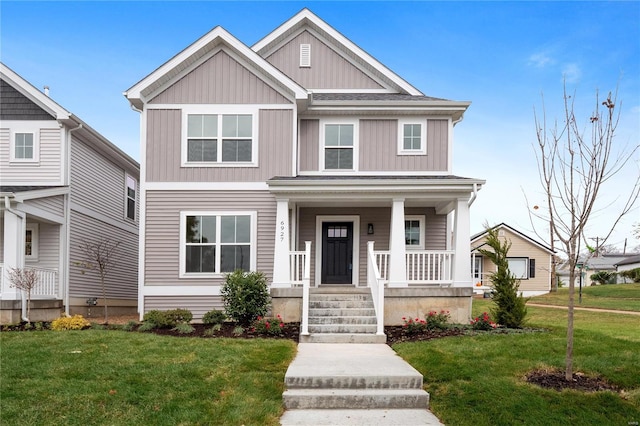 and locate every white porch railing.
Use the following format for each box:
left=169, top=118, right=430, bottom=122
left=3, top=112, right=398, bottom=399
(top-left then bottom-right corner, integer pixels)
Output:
left=406, top=251, right=454, bottom=285
left=367, top=242, right=385, bottom=336
left=0, top=264, right=59, bottom=299
left=290, top=242, right=311, bottom=336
